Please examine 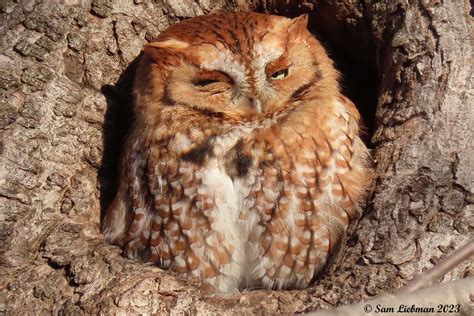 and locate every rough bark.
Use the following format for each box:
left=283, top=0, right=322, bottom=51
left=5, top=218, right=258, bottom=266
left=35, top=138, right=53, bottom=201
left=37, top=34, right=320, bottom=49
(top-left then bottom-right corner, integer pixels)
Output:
left=0, top=0, right=472, bottom=314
